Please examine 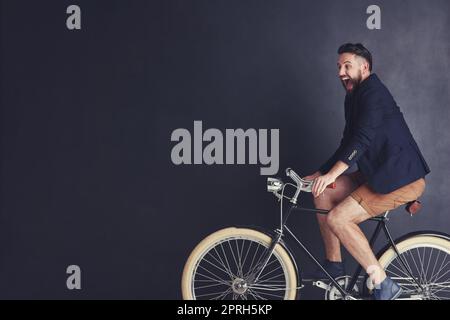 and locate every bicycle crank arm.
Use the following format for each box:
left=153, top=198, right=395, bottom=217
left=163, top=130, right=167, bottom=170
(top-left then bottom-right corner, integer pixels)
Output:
left=312, top=280, right=330, bottom=290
